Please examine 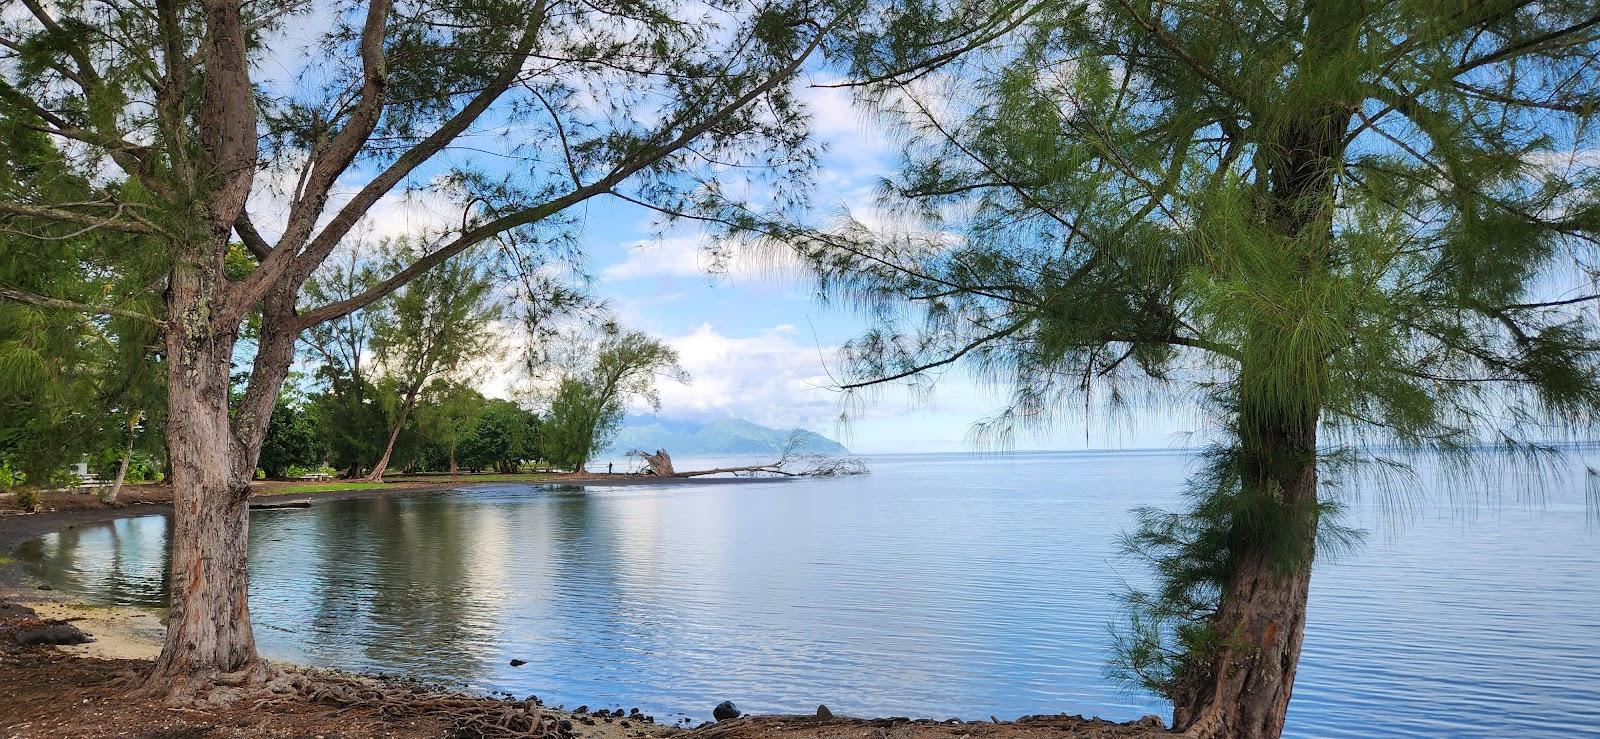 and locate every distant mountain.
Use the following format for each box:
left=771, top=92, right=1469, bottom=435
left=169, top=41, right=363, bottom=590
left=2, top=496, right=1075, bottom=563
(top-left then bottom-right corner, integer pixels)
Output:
left=603, top=414, right=849, bottom=457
